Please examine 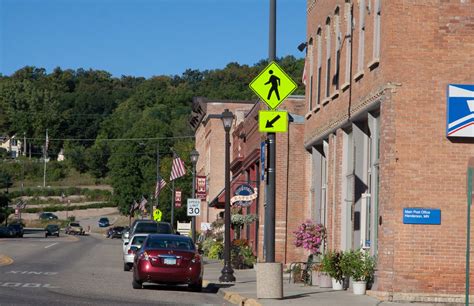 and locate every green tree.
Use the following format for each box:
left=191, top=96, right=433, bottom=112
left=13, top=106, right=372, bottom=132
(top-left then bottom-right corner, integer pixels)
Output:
left=0, top=170, right=13, bottom=192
